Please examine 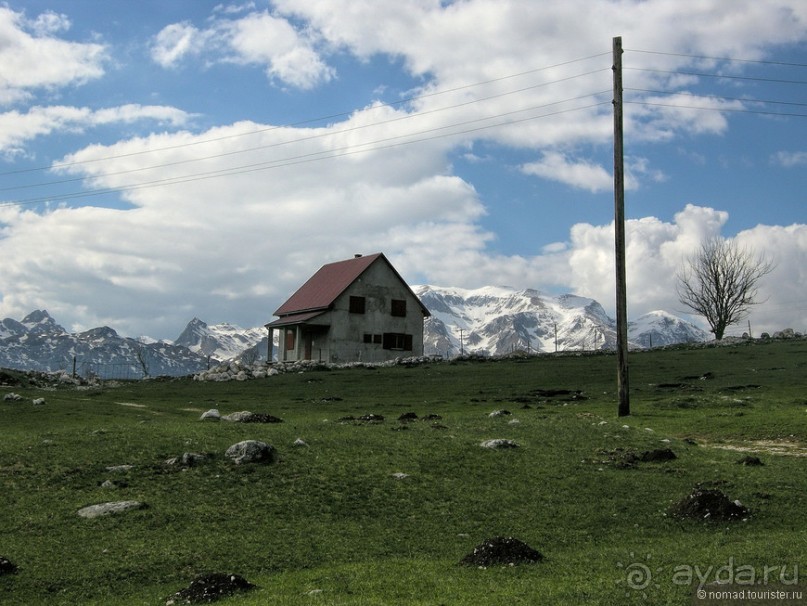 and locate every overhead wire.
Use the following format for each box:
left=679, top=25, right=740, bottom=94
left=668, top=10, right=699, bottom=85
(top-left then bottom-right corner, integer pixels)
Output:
left=0, top=67, right=611, bottom=195
left=0, top=94, right=612, bottom=208
left=0, top=51, right=611, bottom=178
